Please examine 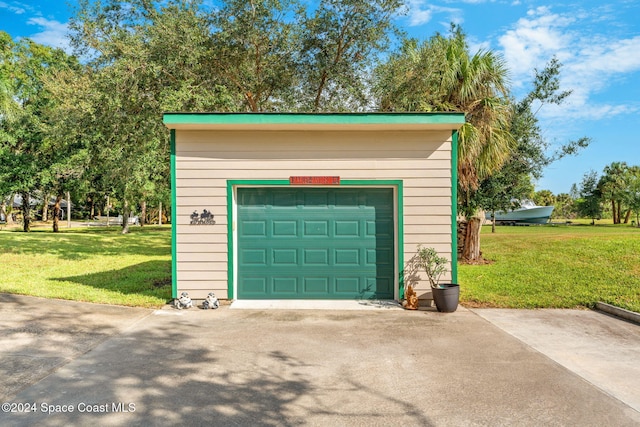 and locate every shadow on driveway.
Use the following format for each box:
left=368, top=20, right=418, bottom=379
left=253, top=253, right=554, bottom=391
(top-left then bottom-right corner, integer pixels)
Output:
left=2, top=295, right=639, bottom=426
